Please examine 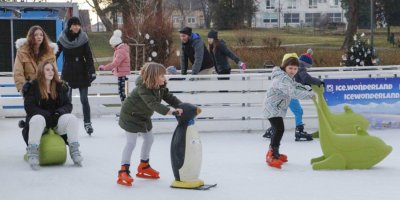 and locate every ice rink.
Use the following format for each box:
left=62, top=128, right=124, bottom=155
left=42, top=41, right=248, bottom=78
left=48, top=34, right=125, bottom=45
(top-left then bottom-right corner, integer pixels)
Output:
left=0, top=117, right=399, bottom=200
